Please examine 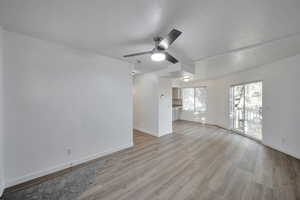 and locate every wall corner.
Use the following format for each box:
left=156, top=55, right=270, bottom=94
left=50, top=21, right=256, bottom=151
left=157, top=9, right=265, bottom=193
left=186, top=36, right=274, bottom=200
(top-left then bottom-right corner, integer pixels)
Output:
left=0, top=26, right=5, bottom=197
